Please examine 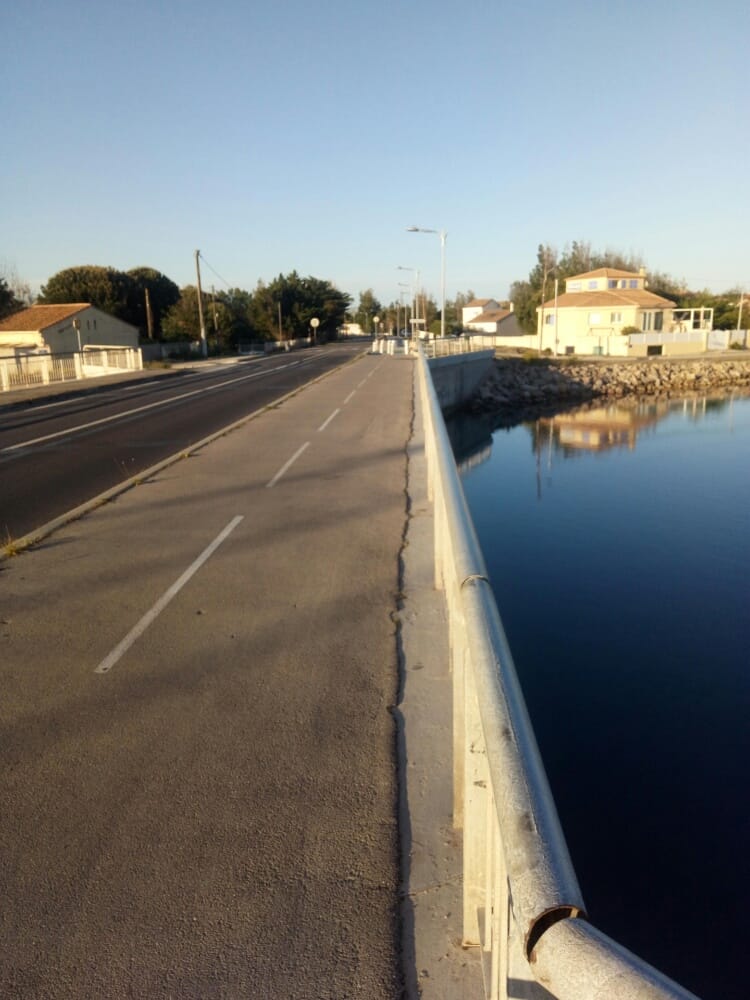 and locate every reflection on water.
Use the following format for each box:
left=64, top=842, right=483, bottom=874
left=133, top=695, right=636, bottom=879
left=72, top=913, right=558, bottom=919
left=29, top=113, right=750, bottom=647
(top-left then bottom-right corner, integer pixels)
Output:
left=452, top=389, right=750, bottom=471
left=448, top=388, right=750, bottom=999
left=536, top=400, right=666, bottom=453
